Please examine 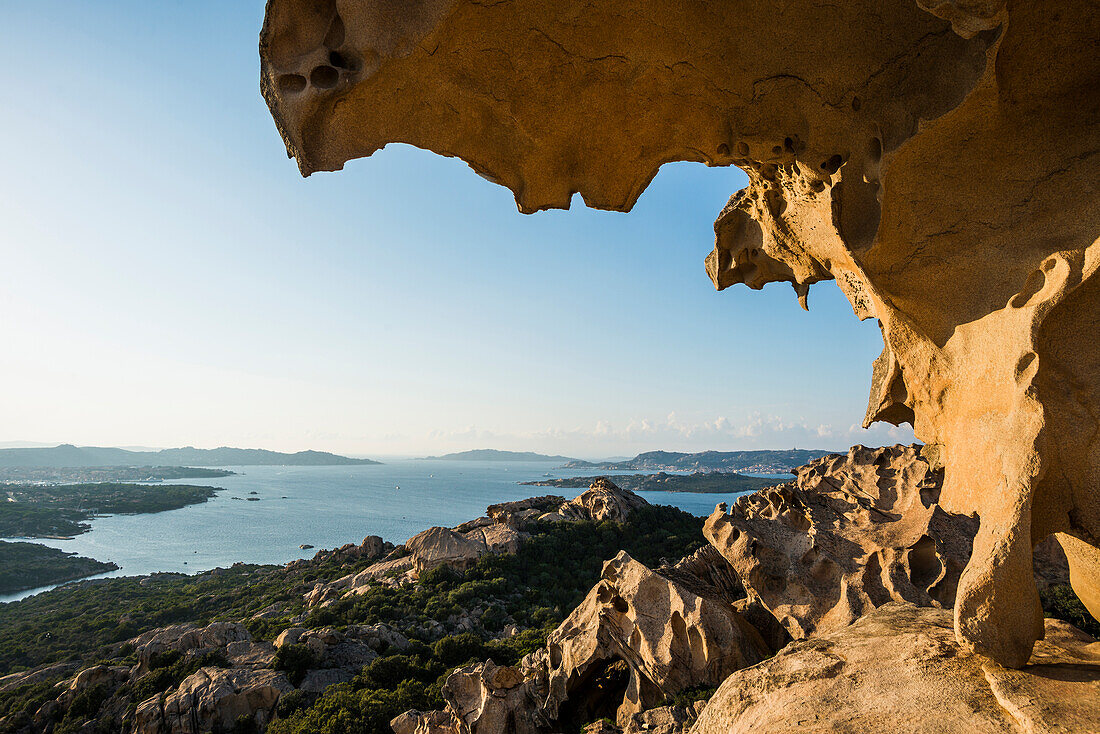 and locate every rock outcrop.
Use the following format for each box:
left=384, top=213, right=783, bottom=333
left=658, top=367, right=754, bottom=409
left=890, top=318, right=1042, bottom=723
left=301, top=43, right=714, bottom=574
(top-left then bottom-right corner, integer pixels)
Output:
left=307, top=479, right=643, bottom=605
left=704, top=445, right=977, bottom=638
left=259, top=0, right=1100, bottom=667
left=691, top=602, right=1100, bottom=734
left=704, top=445, right=1073, bottom=642
left=559, top=479, right=649, bottom=524
left=392, top=661, right=545, bottom=734
left=406, top=526, right=490, bottom=575
left=544, top=552, right=768, bottom=728
left=136, top=667, right=293, bottom=734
